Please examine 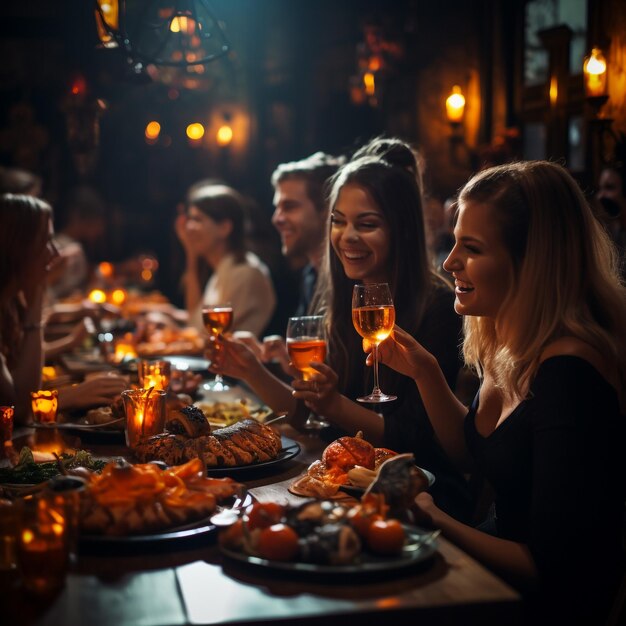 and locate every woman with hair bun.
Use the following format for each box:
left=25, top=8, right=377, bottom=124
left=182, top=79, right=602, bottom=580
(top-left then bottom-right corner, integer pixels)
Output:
left=211, top=138, right=474, bottom=521
left=373, top=160, right=626, bottom=625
